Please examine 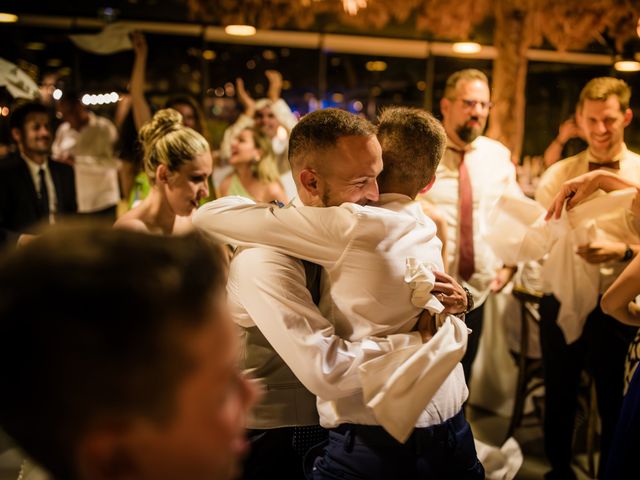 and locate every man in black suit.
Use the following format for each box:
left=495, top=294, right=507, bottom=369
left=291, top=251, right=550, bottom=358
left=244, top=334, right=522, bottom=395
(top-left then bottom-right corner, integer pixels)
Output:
left=0, top=102, right=77, bottom=247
